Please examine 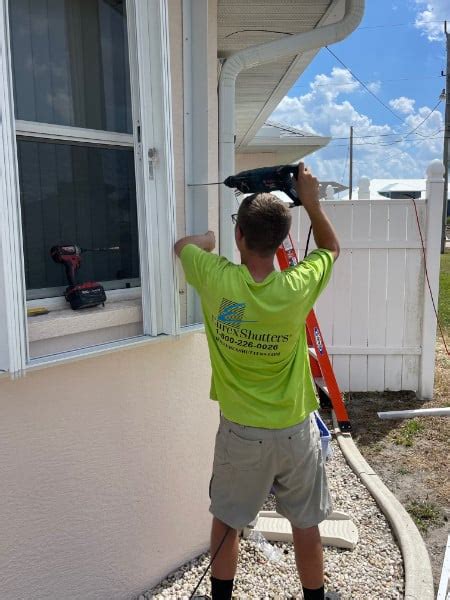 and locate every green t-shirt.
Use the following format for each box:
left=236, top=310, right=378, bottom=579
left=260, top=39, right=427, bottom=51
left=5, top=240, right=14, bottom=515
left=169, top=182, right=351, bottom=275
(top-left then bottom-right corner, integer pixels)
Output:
left=180, top=245, right=334, bottom=429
